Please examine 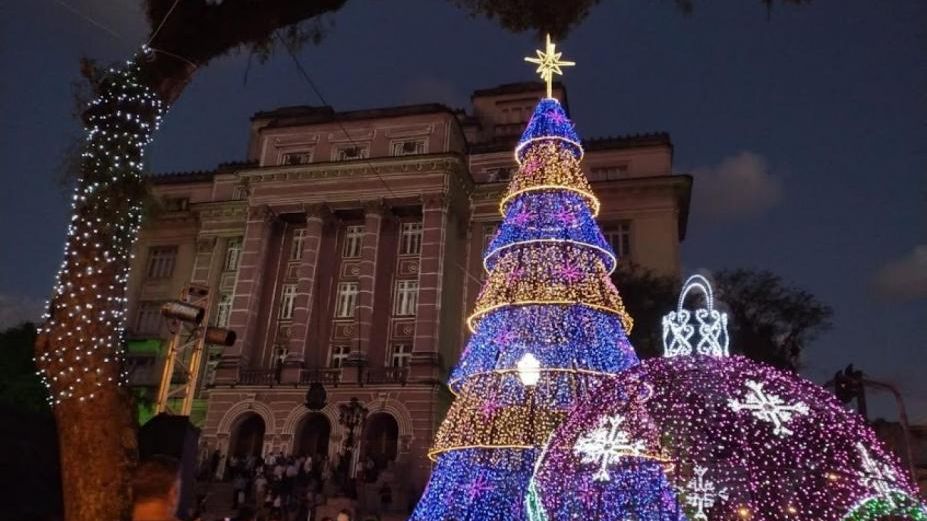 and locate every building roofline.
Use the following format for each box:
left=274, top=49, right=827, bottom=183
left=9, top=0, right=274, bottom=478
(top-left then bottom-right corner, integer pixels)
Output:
left=251, top=103, right=461, bottom=129
left=468, top=131, right=671, bottom=155
left=470, top=81, right=565, bottom=99
left=146, top=170, right=216, bottom=185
